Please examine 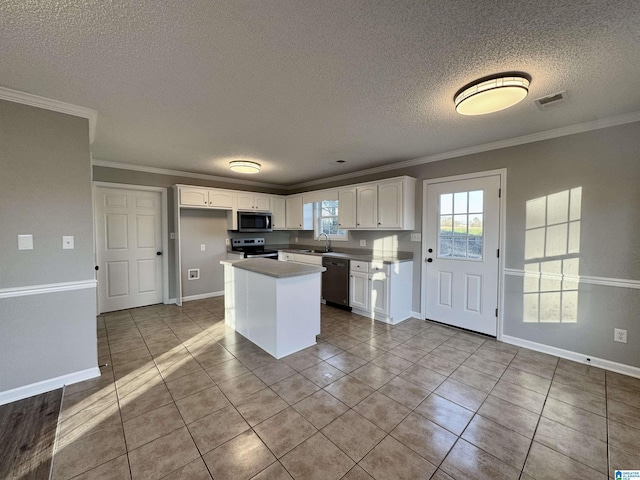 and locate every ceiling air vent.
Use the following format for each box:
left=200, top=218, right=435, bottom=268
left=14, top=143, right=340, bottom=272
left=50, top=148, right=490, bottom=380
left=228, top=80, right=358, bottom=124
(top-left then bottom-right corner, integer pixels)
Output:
left=535, top=91, right=567, bottom=109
